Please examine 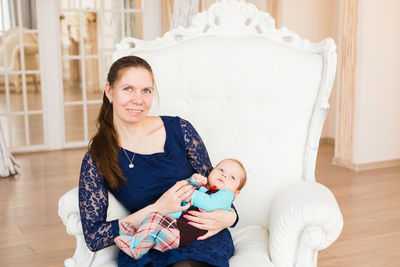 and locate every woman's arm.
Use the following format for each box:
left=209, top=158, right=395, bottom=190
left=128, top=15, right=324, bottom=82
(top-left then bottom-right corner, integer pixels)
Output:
left=79, top=152, right=120, bottom=252
left=120, top=180, right=195, bottom=228
left=185, top=208, right=237, bottom=240
left=178, top=118, right=238, bottom=237
left=80, top=152, right=195, bottom=251
left=178, top=118, right=213, bottom=176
